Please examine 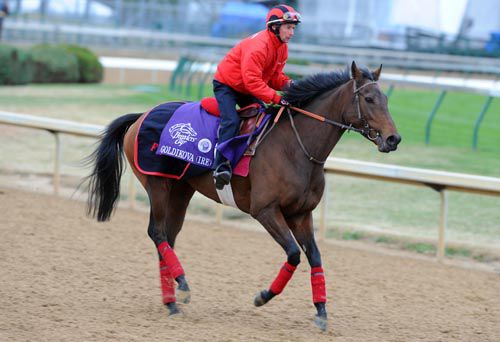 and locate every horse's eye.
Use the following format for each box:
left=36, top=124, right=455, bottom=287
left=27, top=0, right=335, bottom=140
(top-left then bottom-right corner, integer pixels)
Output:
left=365, top=97, right=374, bottom=104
